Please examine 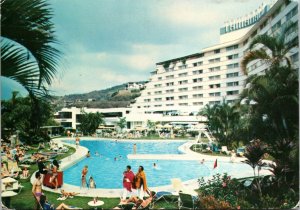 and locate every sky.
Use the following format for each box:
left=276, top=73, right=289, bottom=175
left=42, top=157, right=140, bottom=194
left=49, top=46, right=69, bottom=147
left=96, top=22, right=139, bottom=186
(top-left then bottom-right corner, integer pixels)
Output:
left=1, top=0, right=268, bottom=99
